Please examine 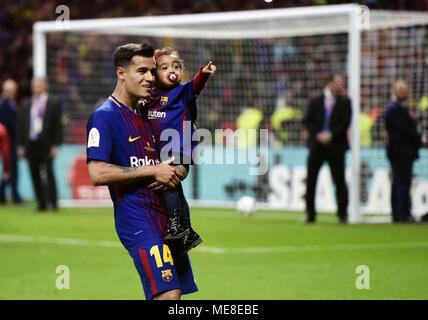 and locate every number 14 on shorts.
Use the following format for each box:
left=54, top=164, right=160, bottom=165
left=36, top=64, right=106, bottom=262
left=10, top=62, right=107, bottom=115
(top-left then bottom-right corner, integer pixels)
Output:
left=150, top=244, right=174, bottom=268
